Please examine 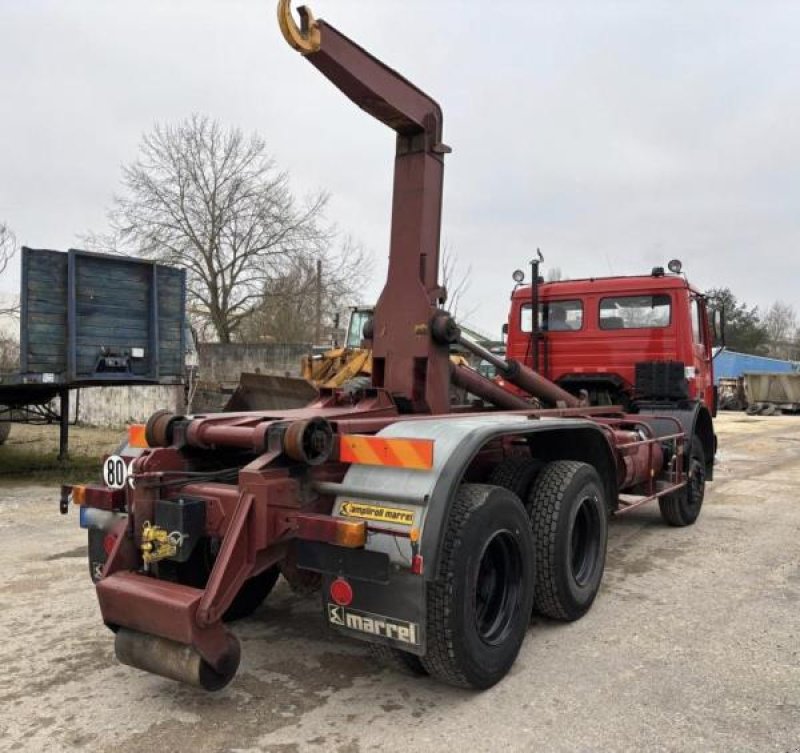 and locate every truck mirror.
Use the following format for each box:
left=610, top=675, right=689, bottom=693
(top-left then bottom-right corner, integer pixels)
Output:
left=712, top=308, right=725, bottom=347
left=501, top=323, right=508, bottom=344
